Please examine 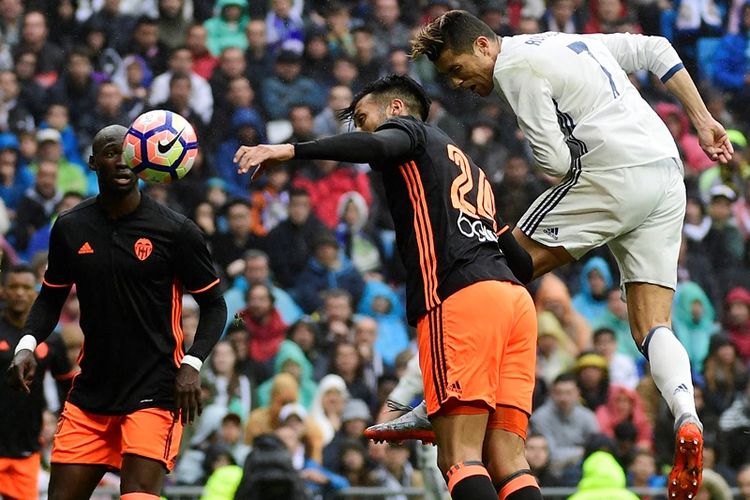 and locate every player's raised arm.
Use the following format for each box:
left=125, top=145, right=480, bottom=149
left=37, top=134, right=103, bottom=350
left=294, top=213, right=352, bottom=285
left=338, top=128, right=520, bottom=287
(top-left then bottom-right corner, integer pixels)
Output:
left=235, top=128, right=414, bottom=180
